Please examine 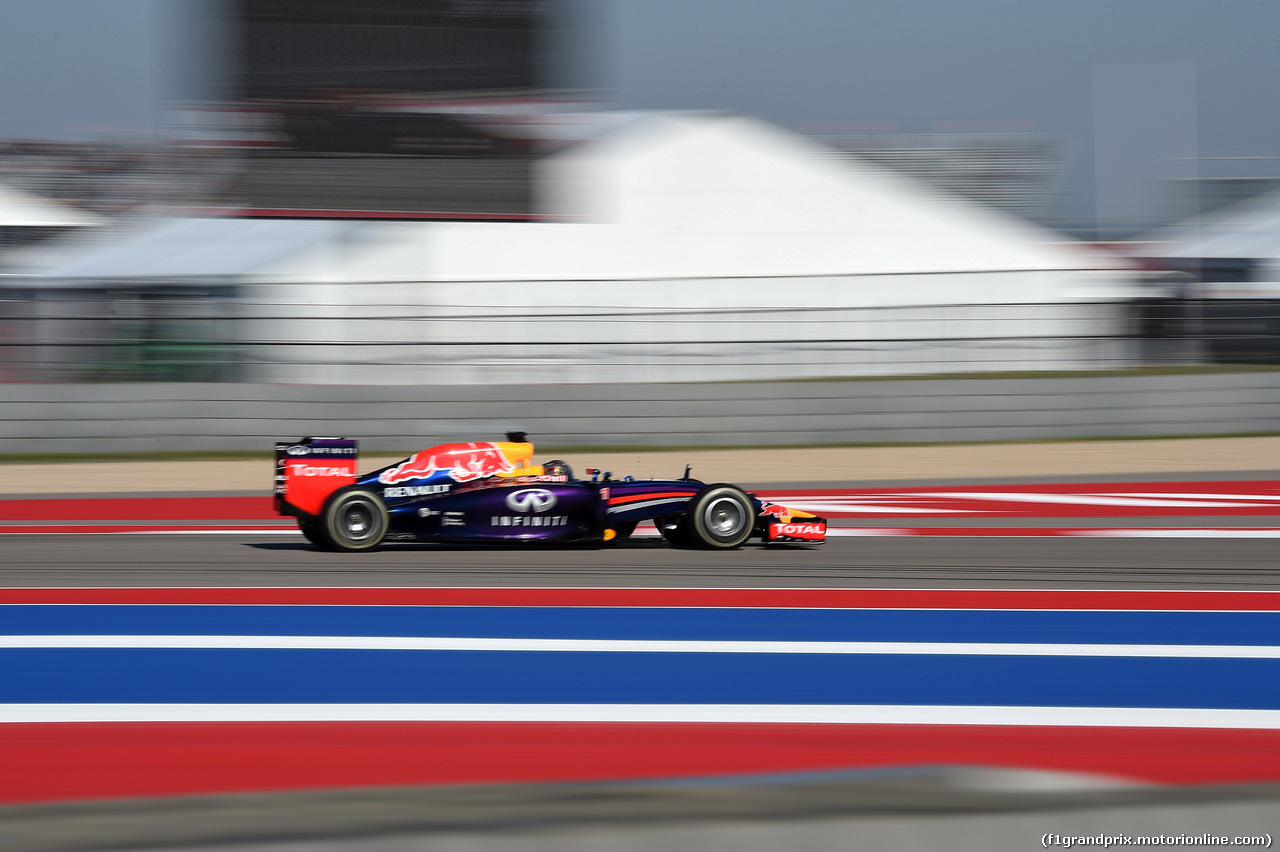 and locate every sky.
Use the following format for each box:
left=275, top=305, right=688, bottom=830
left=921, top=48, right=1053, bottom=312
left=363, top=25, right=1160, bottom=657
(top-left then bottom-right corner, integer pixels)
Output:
left=606, top=0, right=1280, bottom=153
left=6, top=0, right=1278, bottom=148
left=0, top=1, right=167, bottom=137
left=0, top=0, right=225, bottom=137
left=2, top=0, right=1280, bottom=234
left=600, top=0, right=1280, bottom=233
